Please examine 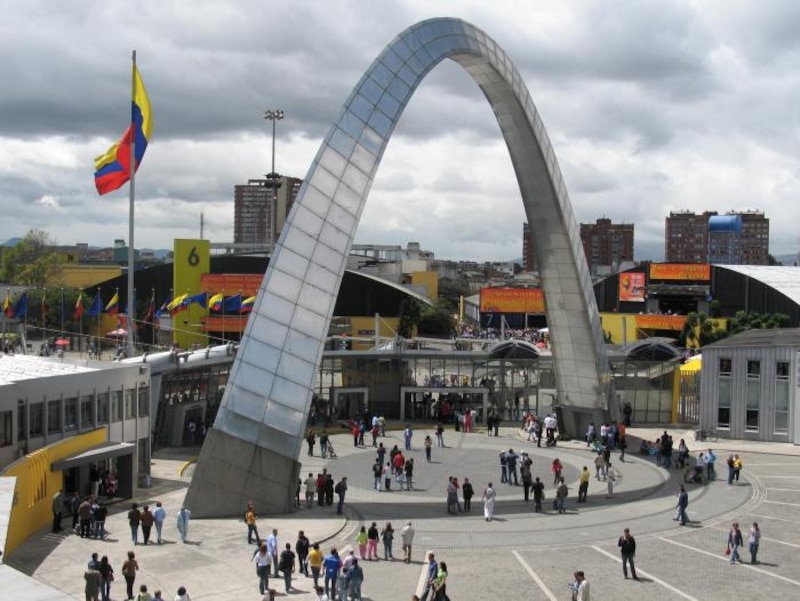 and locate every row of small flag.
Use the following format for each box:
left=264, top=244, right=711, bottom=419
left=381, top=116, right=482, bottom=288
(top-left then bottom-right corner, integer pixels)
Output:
left=2, top=290, right=256, bottom=321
